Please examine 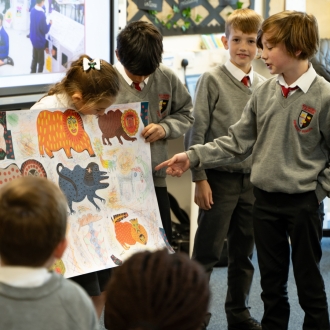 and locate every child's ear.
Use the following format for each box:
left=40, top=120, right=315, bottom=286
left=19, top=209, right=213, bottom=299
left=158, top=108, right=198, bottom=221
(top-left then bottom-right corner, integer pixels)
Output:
left=71, top=92, right=82, bottom=104
left=115, top=50, right=120, bottom=61
left=53, top=238, right=68, bottom=259
left=221, top=35, right=229, bottom=50
left=295, top=50, right=302, bottom=57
